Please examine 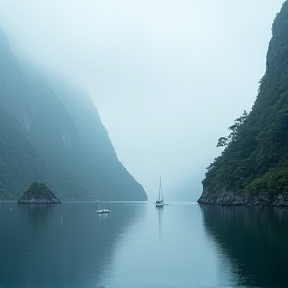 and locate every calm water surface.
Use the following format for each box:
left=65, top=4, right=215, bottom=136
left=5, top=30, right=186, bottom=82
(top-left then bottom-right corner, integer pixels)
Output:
left=0, top=201, right=287, bottom=288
